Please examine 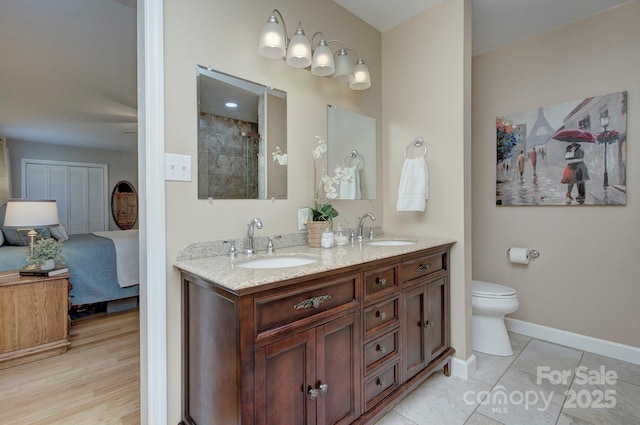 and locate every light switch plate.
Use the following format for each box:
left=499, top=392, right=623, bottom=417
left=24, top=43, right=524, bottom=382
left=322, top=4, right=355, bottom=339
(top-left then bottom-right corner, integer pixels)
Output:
left=297, top=208, right=311, bottom=230
left=165, top=153, right=192, bottom=181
